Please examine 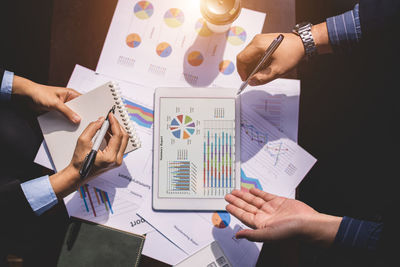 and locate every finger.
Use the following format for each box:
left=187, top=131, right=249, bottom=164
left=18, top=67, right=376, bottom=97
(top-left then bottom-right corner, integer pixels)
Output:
left=116, top=125, right=129, bottom=165
left=248, top=65, right=278, bottom=86
left=236, top=45, right=264, bottom=81
left=225, top=192, right=259, bottom=214
left=225, top=203, right=256, bottom=229
left=250, top=188, right=277, bottom=202
left=232, top=189, right=267, bottom=210
left=65, top=88, right=81, bottom=101
left=56, top=102, right=81, bottom=124
left=235, top=228, right=267, bottom=242
left=104, top=113, right=123, bottom=155
left=79, top=117, right=105, bottom=143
